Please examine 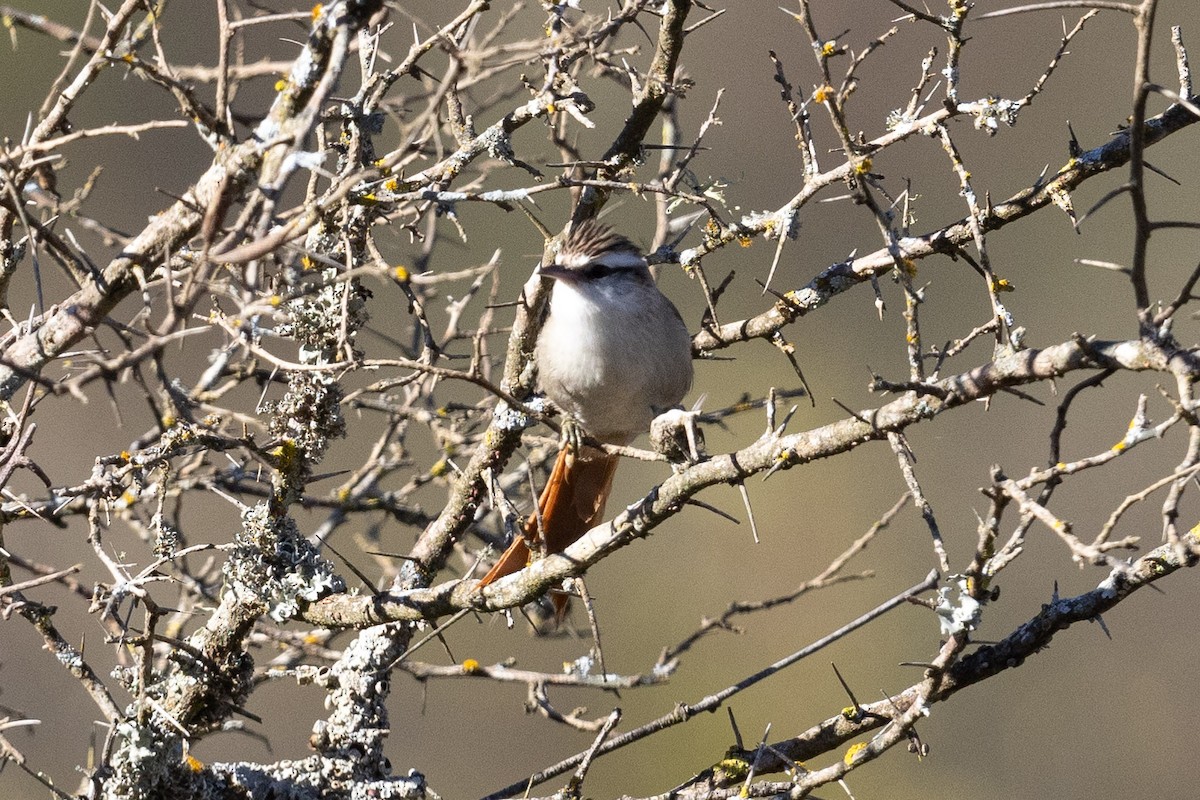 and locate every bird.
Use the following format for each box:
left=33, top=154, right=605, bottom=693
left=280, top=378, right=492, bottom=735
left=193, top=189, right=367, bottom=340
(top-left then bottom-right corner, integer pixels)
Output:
left=478, top=219, right=694, bottom=614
